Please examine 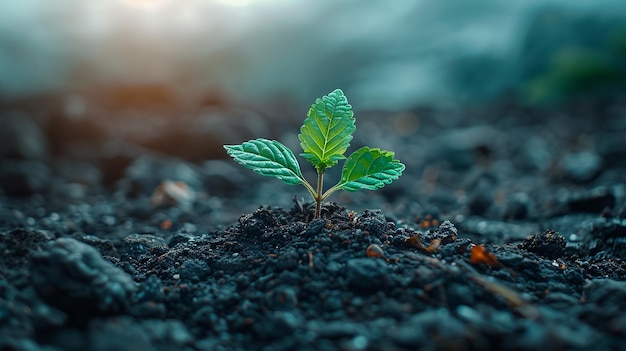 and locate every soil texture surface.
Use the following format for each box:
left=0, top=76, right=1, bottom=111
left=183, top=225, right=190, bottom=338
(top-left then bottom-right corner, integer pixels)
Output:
left=1, top=94, right=626, bottom=350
